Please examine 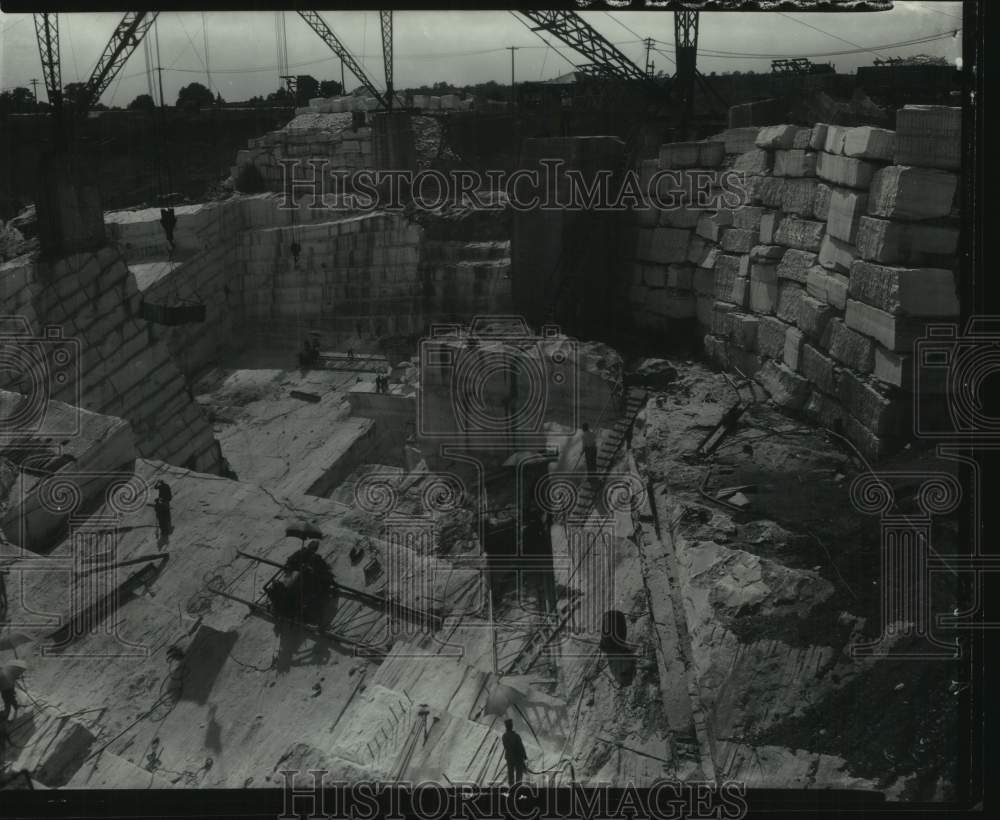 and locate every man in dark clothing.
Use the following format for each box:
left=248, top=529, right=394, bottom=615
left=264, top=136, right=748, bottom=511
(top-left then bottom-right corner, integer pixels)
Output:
left=154, top=497, right=172, bottom=539
left=154, top=480, right=172, bottom=505
left=0, top=660, right=27, bottom=722
left=502, top=718, right=528, bottom=786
